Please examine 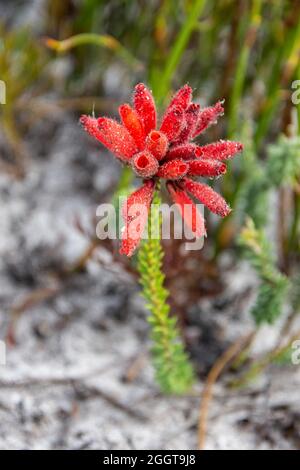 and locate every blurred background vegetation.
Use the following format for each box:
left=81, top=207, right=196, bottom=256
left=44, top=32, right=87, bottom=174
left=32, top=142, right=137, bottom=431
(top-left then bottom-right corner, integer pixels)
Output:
left=1, top=0, right=300, bottom=385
